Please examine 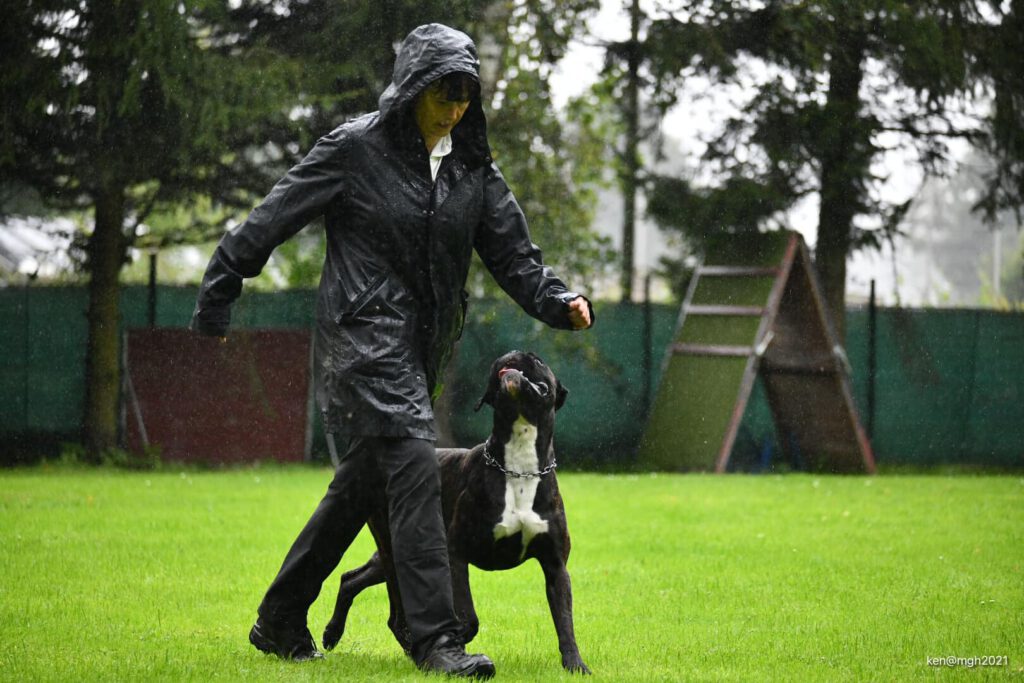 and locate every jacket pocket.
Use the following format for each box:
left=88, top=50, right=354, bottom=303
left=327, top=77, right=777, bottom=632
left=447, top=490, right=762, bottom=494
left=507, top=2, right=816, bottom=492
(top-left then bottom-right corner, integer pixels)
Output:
left=336, top=273, right=387, bottom=324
